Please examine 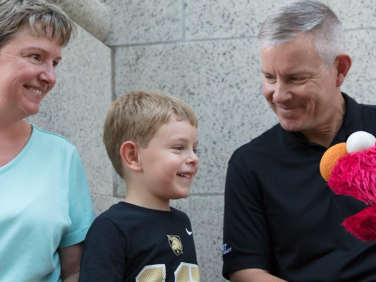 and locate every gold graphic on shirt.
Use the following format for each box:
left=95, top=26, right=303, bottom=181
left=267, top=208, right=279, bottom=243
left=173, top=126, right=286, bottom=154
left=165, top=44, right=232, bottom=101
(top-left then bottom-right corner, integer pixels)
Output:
left=167, top=235, right=183, bottom=256
left=175, top=262, right=200, bottom=282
